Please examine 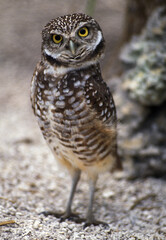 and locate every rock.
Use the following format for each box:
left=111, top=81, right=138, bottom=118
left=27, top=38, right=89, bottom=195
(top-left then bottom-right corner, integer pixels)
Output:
left=111, top=7, right=166, bottom=178
left=121, top=7, right=166, bottom=106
